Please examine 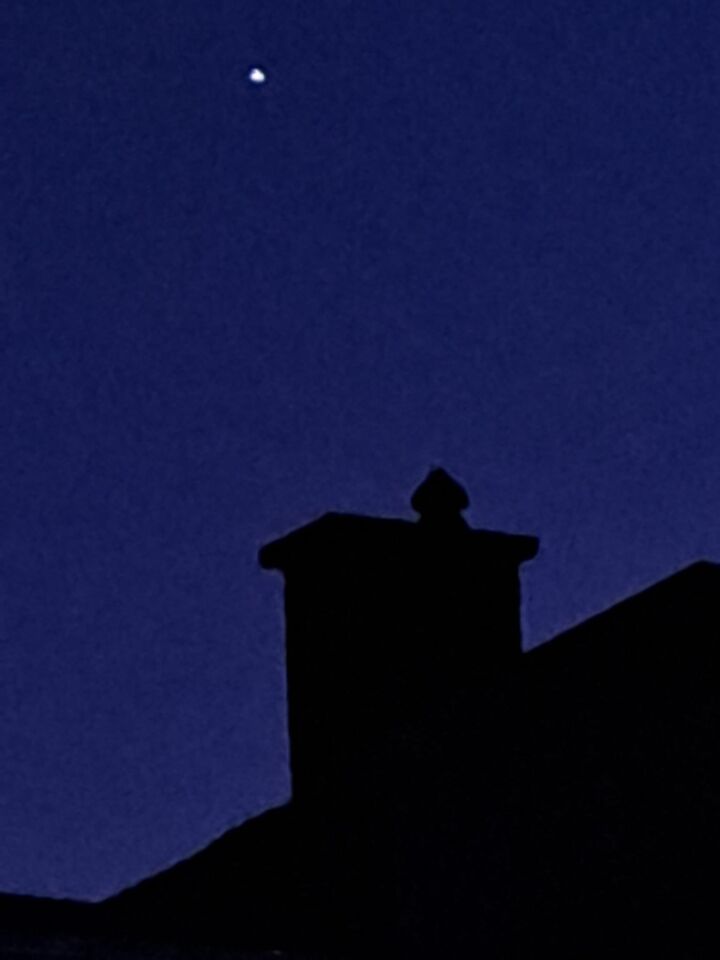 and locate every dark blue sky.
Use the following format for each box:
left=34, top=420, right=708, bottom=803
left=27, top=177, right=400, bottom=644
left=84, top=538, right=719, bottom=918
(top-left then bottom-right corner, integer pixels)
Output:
left=3, top=0, right=720, bottom=899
